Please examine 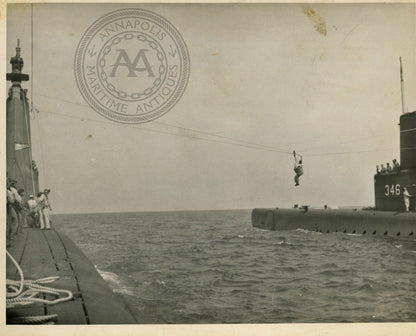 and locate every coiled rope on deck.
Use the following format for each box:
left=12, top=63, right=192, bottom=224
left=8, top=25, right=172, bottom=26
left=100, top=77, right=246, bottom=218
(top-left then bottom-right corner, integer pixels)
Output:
left=6, top=250, right=73, bottom=309
left=7, top=314, right=59, bottom=325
